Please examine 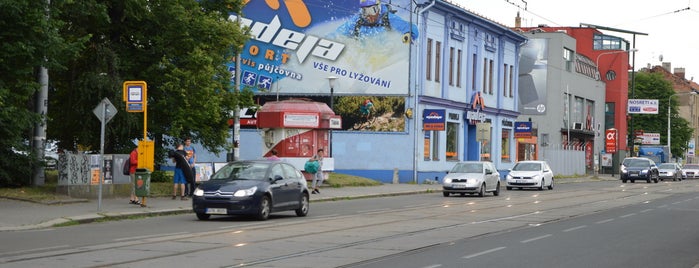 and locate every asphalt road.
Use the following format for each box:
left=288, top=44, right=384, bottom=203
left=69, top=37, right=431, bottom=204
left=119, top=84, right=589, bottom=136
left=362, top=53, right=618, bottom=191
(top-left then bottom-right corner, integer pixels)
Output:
left=1, top=180, right=698, bottom=268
